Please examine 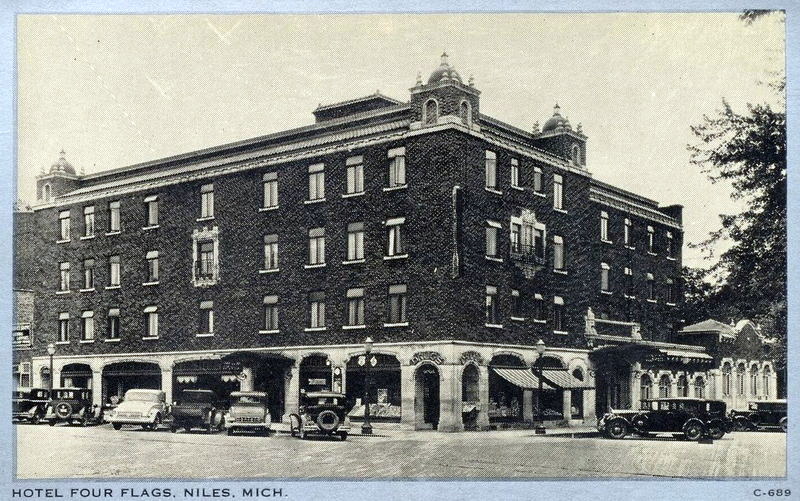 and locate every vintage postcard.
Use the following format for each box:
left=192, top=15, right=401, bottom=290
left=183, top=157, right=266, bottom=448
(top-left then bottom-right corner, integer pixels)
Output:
left=5, top=6, right=792, bottom=501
